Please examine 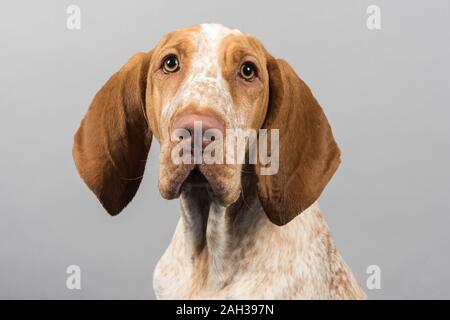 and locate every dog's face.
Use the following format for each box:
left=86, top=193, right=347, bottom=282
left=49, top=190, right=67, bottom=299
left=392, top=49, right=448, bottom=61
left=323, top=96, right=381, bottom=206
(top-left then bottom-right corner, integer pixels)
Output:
left=147, top=24, right=270, bottom=206
left=73, top=24, right=341, bottom=226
